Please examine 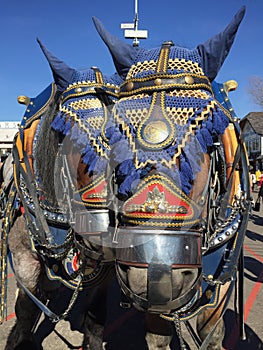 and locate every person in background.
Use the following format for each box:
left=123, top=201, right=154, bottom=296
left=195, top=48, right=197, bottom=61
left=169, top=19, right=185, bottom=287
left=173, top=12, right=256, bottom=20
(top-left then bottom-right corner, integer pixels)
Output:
left=256, top=181, right=263, bottom=210
left=250, top=172, right=257, bottom=191
left=255, top=169, right=262, bottom=187
left=259, top=173, right=263, bottom=188
left=253, top=177, right=263, bottom=212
